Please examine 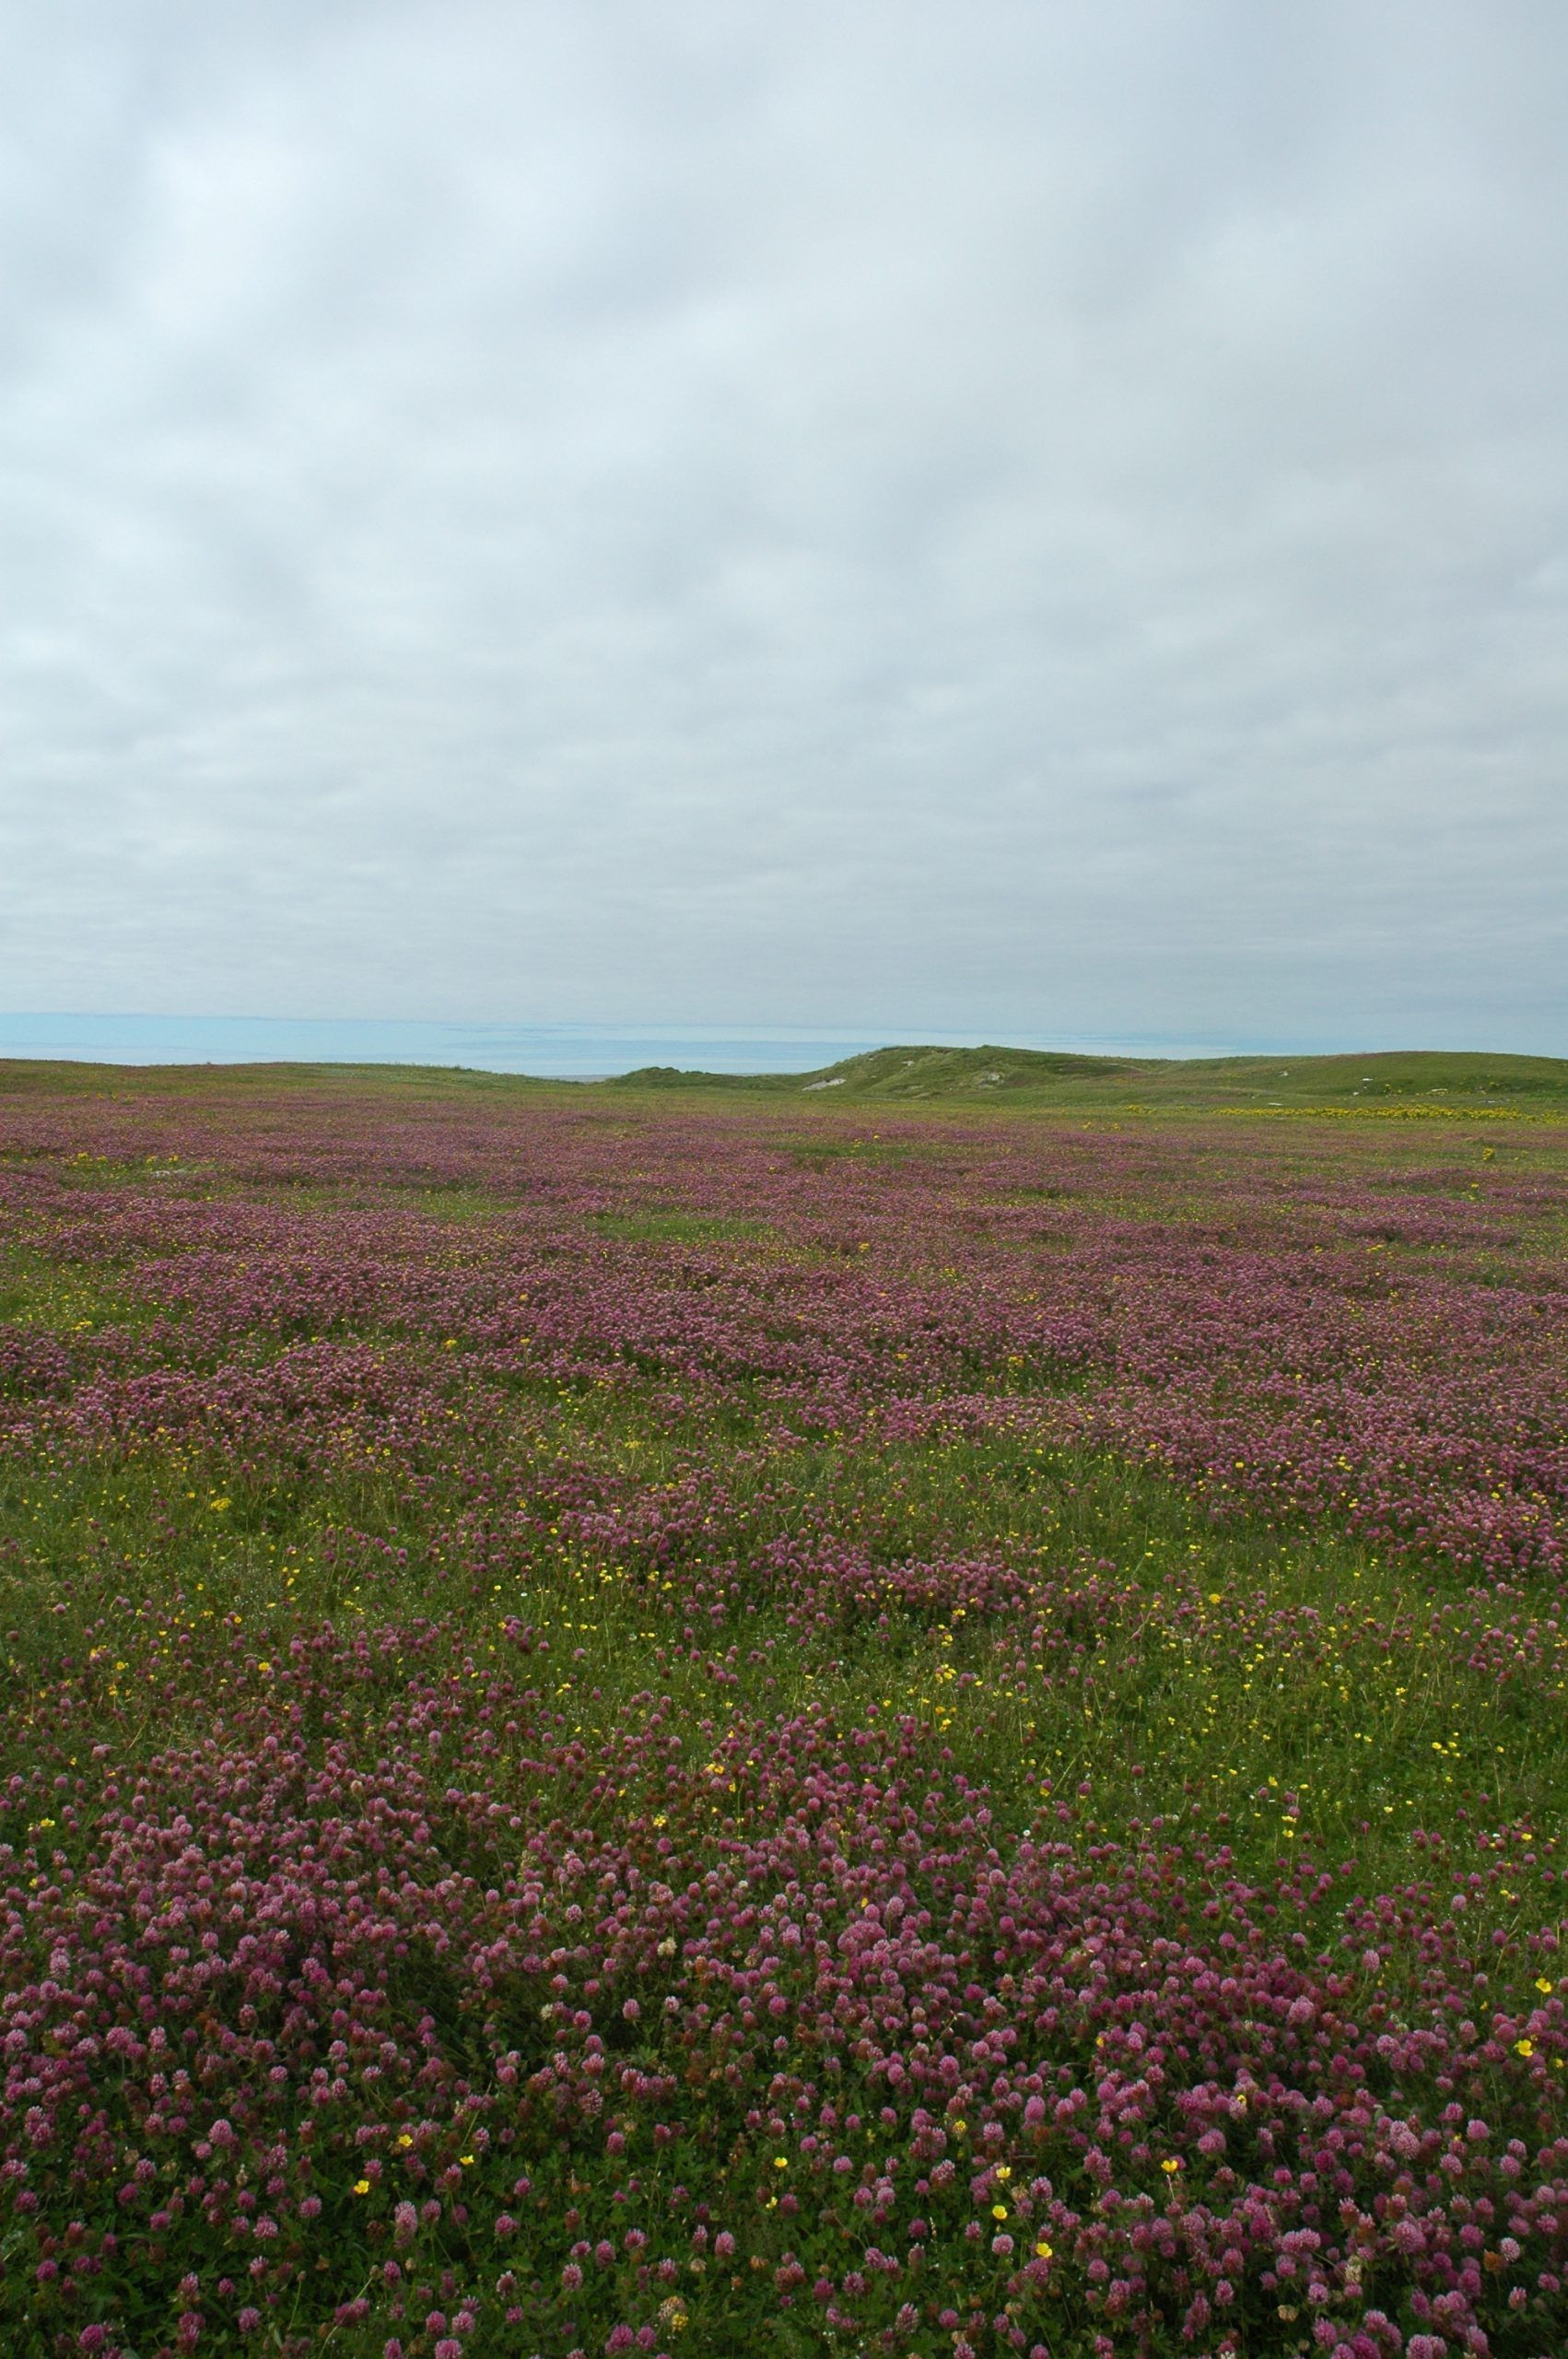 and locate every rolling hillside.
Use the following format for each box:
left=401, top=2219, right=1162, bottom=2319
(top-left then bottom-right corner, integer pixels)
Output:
left=609, top=1042, right=1568, bottom=1111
